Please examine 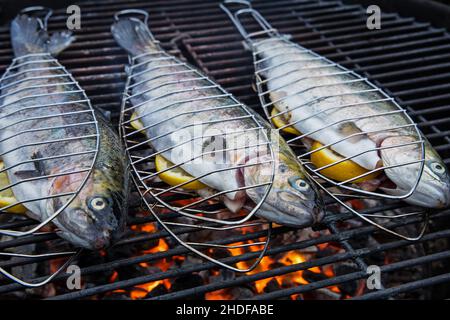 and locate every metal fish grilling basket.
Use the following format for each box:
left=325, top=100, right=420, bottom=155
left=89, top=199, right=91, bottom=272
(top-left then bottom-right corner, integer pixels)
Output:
left=0, top=7, right=98, bottom=286
left=221, top=0, right=430, bottom=240
left=118, top=10, right=274, bottom=272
